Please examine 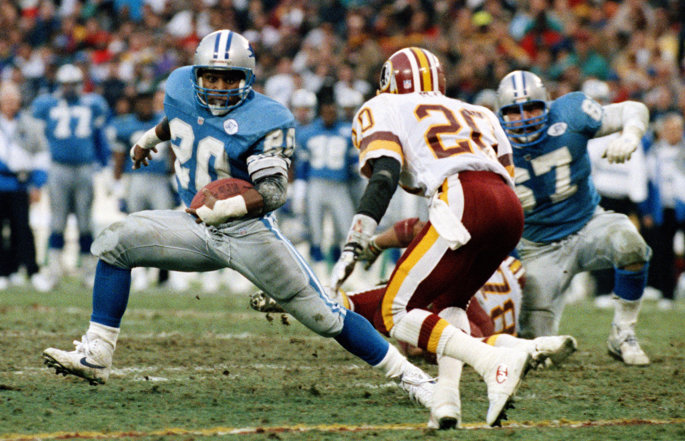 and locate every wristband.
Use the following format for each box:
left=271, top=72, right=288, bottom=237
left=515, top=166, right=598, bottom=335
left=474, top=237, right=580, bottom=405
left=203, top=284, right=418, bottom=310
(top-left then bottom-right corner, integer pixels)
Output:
left=196, top=195, right=248, bottom=225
